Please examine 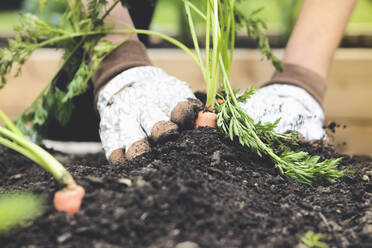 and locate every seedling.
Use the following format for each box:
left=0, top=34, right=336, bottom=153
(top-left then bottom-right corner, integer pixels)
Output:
left=0, top=109, right=85, bottom=215
left=175, top=0, right=350, bottom=185
left=0, top=0, right=350, bottom=184
left=301, top=231, right=330, bottom=248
